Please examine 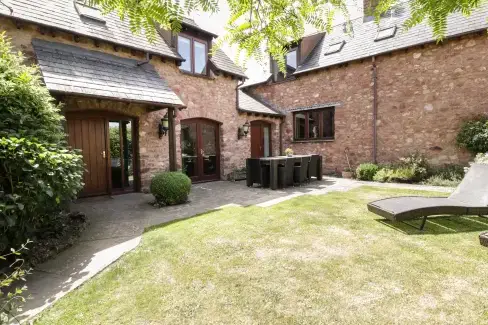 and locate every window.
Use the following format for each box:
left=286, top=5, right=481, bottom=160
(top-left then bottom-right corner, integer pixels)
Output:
left=74, top=0, right=105, bottom=23
left=293, top=108, right=335, bottom=141
left=177, top=35, right=208, bottom=75
left=286, top=49, right=297, bottom=70
left=375, top=26, right=397, bottom=41
left=324, top=41, right=345, bottom=55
